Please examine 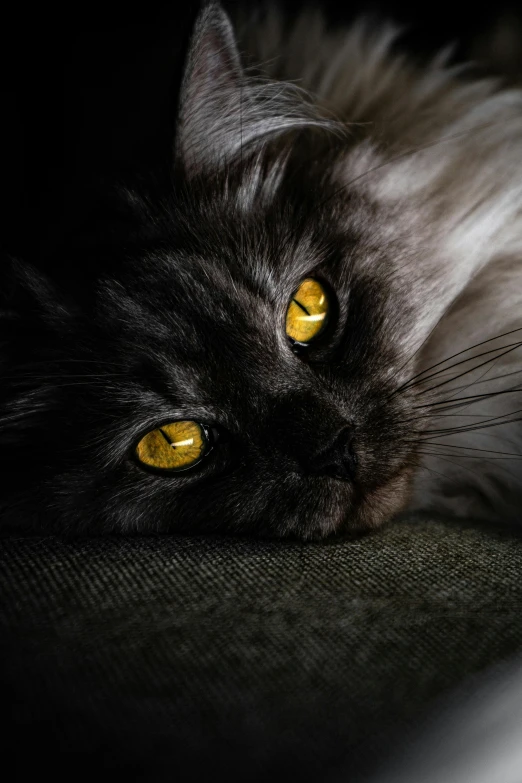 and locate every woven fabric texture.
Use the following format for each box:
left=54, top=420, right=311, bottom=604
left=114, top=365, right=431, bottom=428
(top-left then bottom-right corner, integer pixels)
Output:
left=2, top=517, right=522, bottom=780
